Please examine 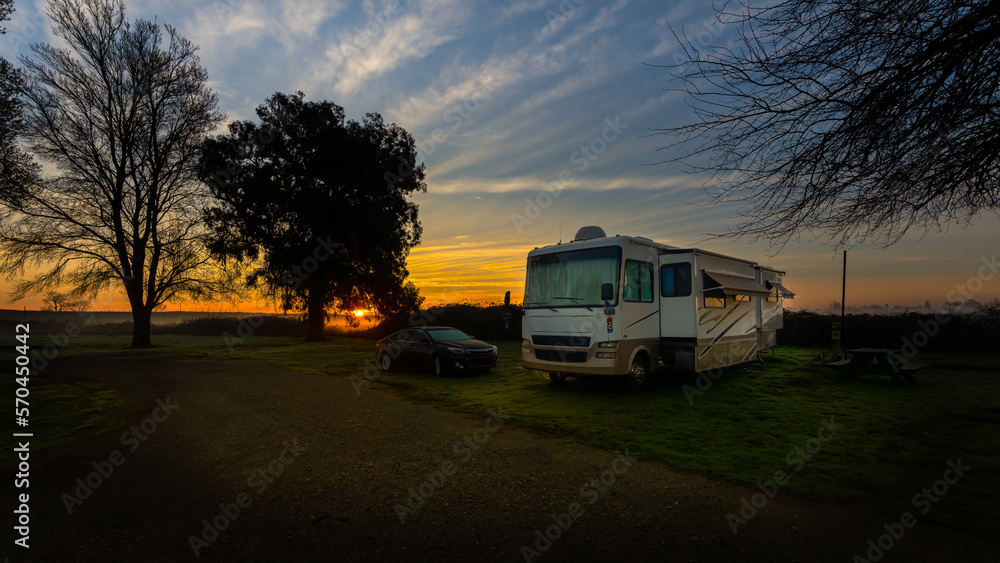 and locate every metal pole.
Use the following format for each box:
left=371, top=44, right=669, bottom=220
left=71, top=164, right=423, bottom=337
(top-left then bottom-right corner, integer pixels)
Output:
left=841, top=251, right=847, bottom=344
